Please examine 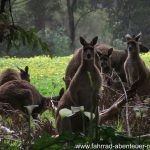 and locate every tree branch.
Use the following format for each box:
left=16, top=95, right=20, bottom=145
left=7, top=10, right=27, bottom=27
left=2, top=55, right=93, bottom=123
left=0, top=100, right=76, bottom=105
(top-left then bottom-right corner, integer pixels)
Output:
left=74, top=9, right=95, bottom=31
left=0, top=0, right=8, bottom=13
left=99, top=88, right=135, bottom=124
left=112, top=69, right=131, bottom=136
